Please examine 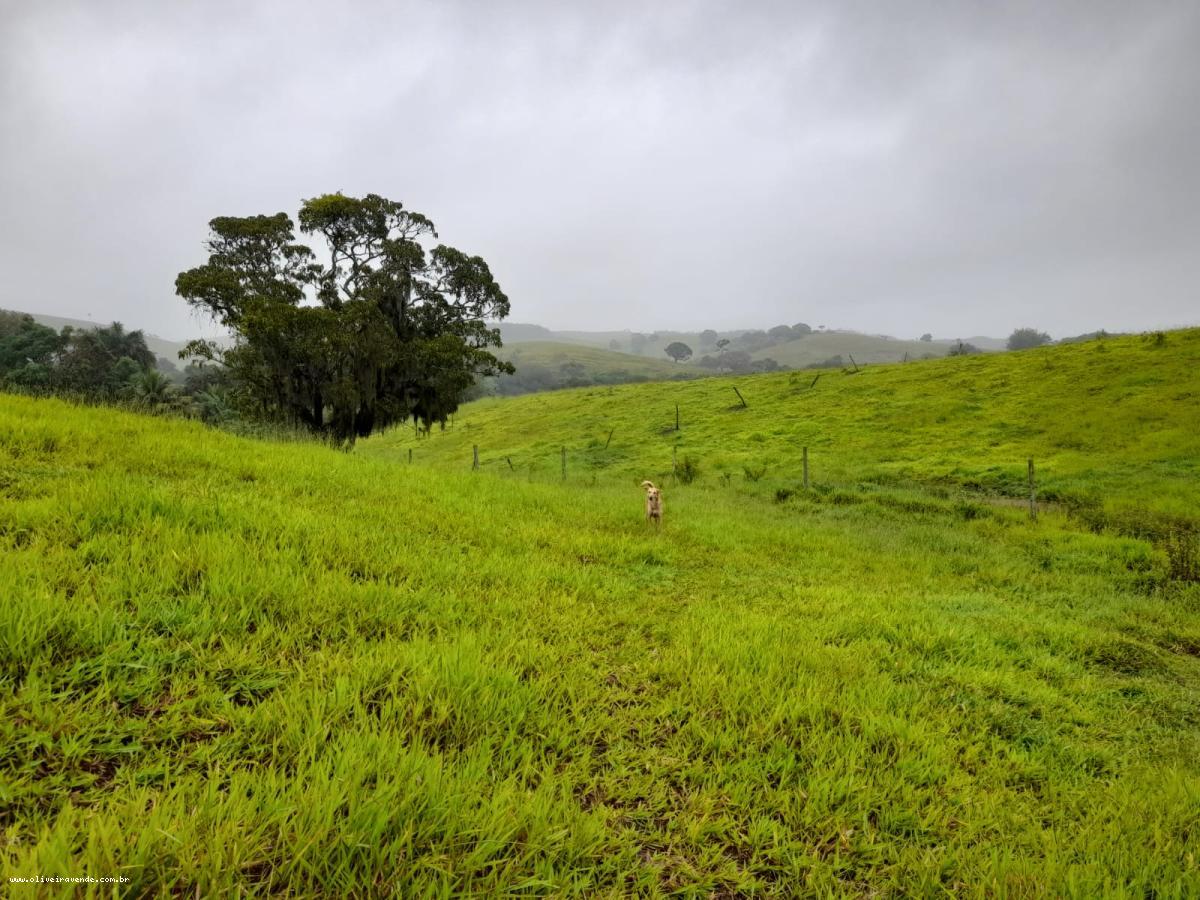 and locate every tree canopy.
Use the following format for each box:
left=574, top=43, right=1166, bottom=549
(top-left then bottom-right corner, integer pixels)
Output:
left=664, top=341, right=693, bottom=363
left=175, top=193, right=513, bottom=444
left=1007, top=327, right=1052, bottom=351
